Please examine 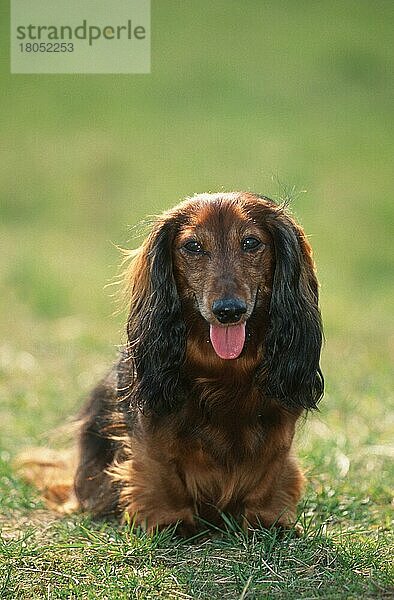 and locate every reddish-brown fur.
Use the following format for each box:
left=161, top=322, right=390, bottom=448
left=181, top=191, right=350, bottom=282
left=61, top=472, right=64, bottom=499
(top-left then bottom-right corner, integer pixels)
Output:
left=18, top=192, right=323, bottom=535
